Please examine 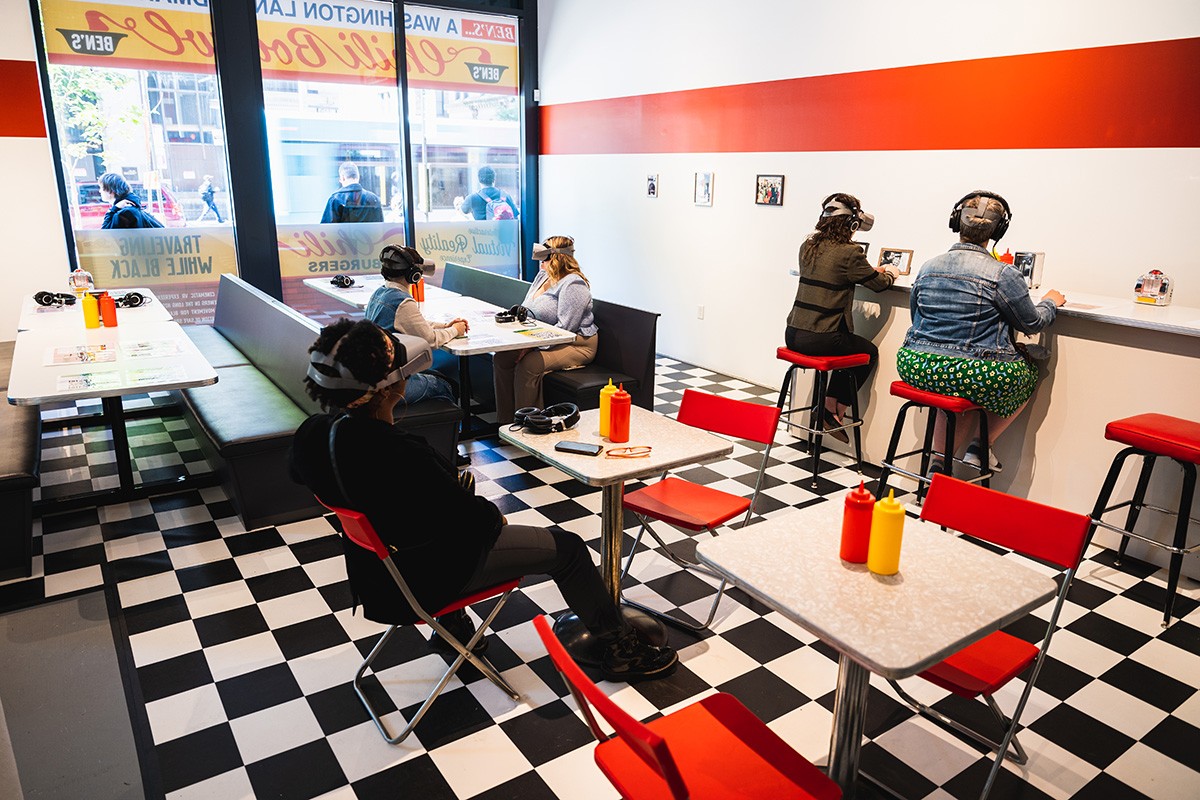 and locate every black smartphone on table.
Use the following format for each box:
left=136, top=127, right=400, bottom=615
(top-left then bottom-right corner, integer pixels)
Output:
left=554, top=441, right=603, bottom=456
